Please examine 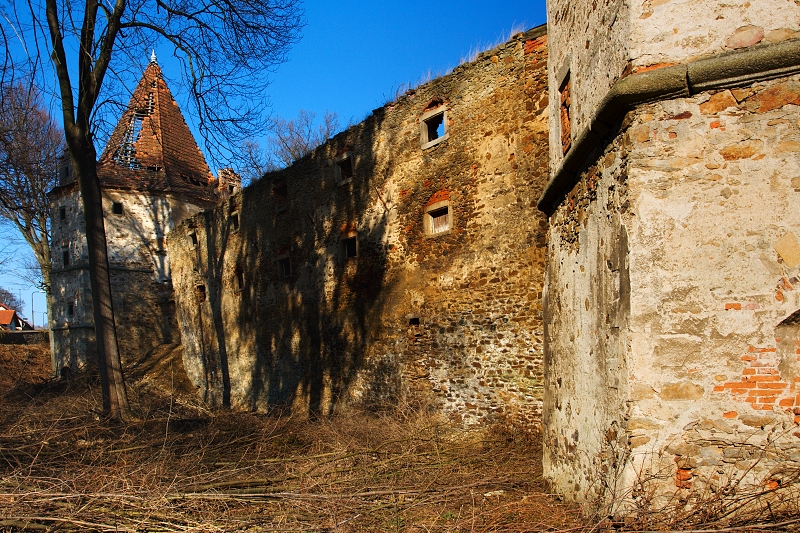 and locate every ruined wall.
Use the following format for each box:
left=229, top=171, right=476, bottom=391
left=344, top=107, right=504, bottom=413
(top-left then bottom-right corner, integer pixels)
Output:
left=169, top=27, right=550, bottom=425
left=543, top=73, right=800, bottom=506
left=50, top=188, right=204, bottom=371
